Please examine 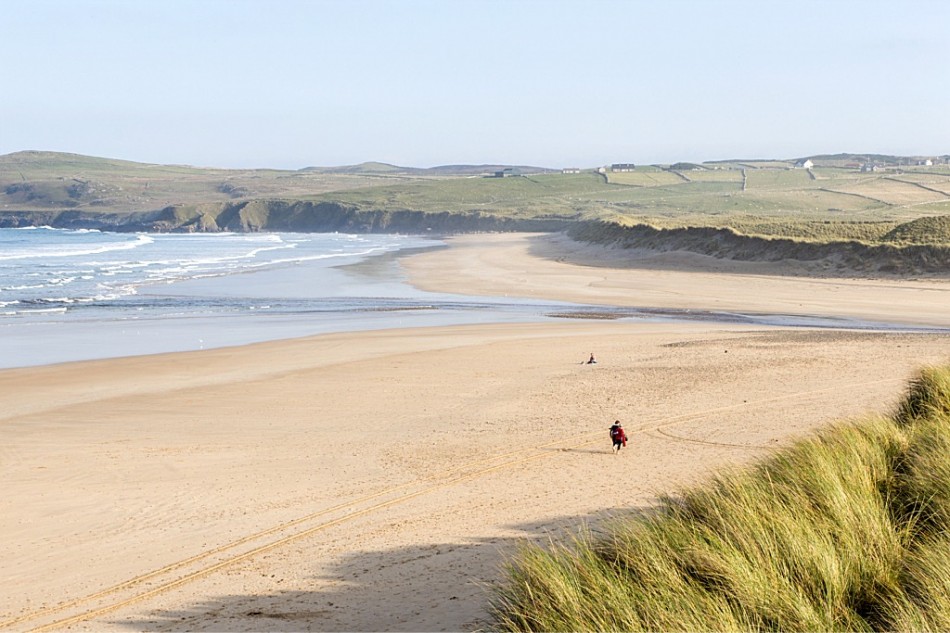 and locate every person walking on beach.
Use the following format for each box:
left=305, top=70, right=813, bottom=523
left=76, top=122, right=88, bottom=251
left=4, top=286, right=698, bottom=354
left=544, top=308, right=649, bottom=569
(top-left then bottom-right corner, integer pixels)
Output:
left=609, top=421, right=627, bottom=453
